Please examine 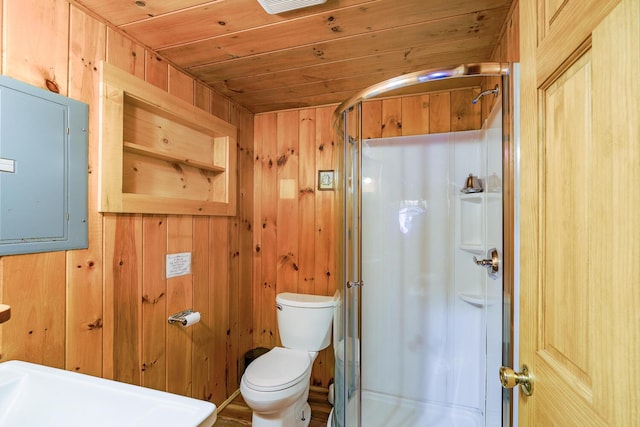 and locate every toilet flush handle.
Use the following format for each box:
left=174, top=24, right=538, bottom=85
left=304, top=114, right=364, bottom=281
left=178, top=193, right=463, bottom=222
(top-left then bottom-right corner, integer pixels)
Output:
left=276, top=303, right=283, bottom=311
